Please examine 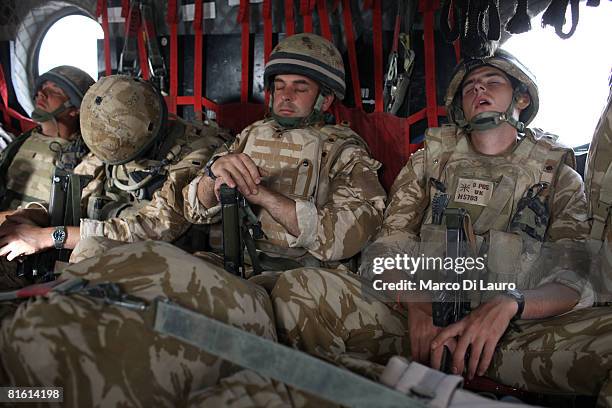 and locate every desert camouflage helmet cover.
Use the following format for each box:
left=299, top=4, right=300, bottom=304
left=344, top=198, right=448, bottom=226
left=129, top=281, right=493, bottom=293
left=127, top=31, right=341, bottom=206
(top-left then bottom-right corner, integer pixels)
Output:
left=445, top=49, right=539, bottom=131
left=35, top=65, right=95, bottom=108
left=264, top=33, right=346, bottom=100
left=80, top=75, right=166, bottom=165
